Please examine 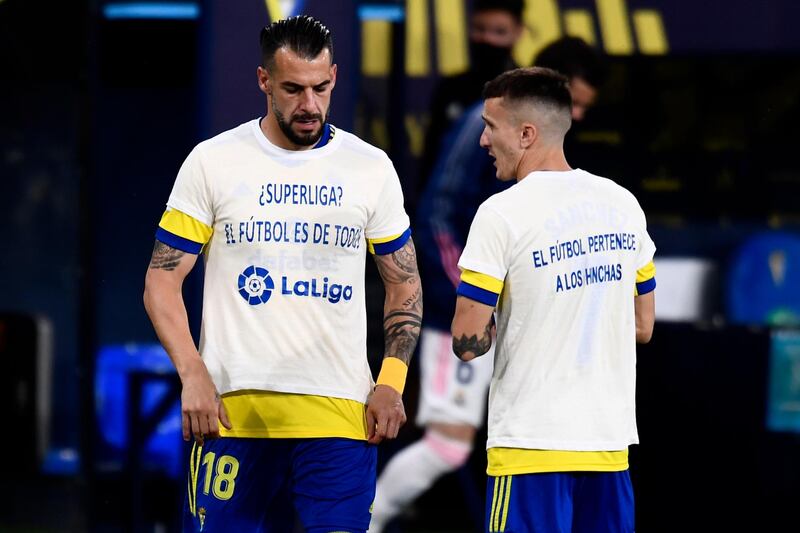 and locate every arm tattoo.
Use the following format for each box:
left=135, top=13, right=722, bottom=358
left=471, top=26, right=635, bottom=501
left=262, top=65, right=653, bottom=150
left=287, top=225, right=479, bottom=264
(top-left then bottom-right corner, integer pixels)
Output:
left=377, top=238, right=422, bottom=365
left=374, top=239, right=418, bottom=285
left=383, top=312, right=421, bottom=364
left=149, top=240, right=186, bottom=271
left=452, top=321, right=493, bottom=359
